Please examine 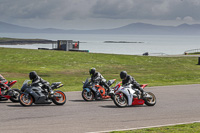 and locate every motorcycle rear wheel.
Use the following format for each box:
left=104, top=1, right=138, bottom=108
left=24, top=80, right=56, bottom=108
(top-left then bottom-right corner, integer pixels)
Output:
left=144, top=92, right=156, bottom=106
left=19, top=94, right=33, bottom=106
left=52, top=90, right=66, bottom=105
left=10, top=89, right=20, bottom=103
left=82, top=89, right=94, bottom=101
left=113, top=93, right=128, bottom=107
